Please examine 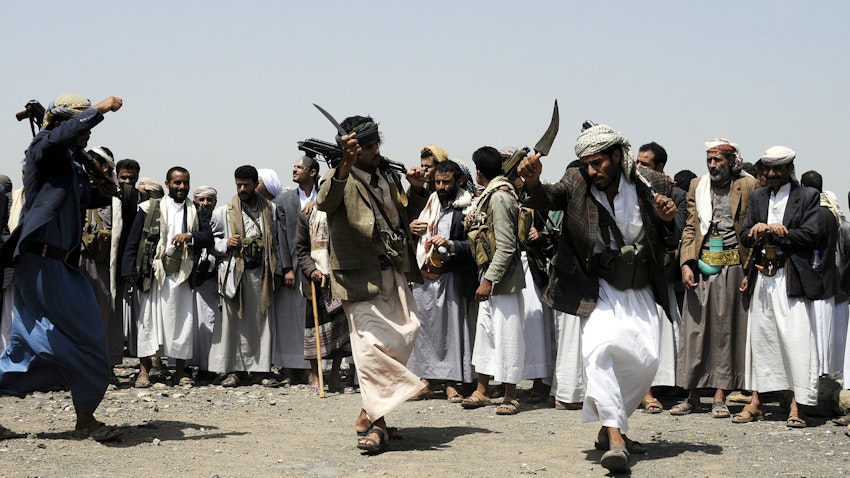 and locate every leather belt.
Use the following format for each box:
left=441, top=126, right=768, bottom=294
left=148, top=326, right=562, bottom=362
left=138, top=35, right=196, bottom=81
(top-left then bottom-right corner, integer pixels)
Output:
left=756, top=258, right=784, bottom=276
left=25, top=242, right=73, bottom=264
